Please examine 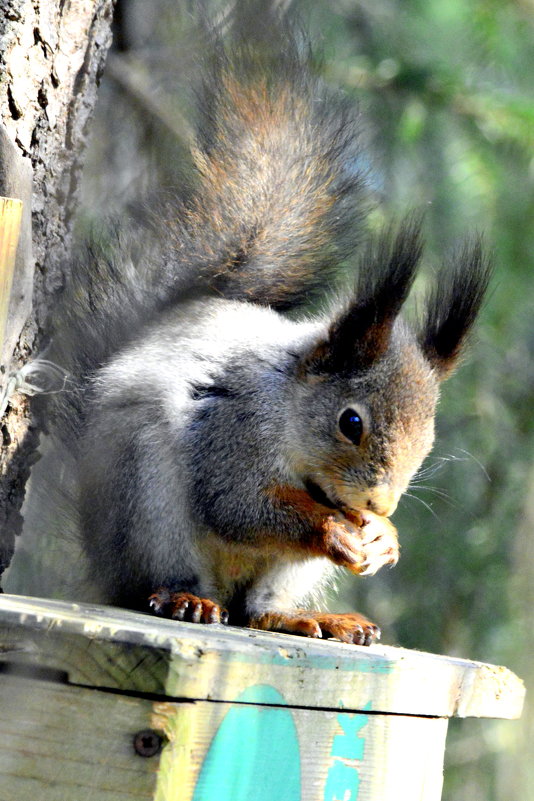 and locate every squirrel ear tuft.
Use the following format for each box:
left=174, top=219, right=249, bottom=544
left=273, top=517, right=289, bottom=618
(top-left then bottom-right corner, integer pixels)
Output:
left=303, top=216, right=424, bottom=375
left=419, top=237, right=492, bottom=378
